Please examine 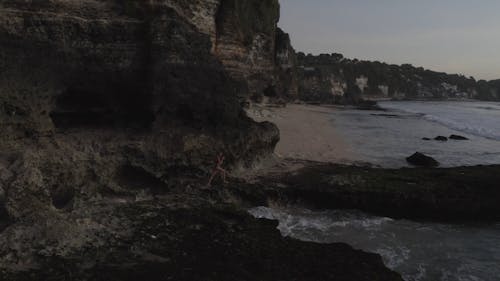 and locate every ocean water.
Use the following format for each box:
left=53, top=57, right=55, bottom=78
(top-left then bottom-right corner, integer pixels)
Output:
left=332, top=101, right=500, bottom=167
left=250, top=207, right=500, bottom=281
left=248, top=101, right=500, bottom=281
